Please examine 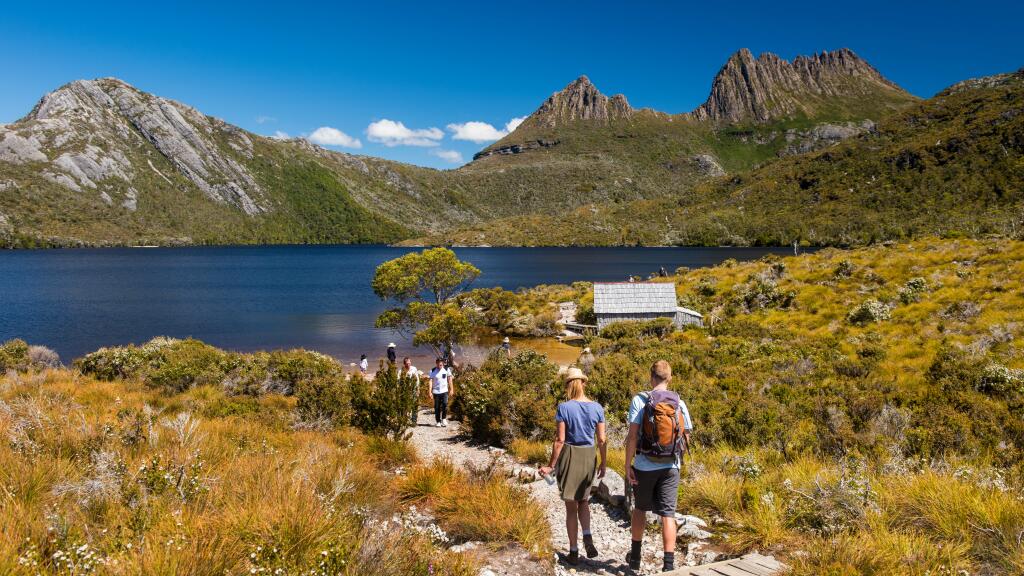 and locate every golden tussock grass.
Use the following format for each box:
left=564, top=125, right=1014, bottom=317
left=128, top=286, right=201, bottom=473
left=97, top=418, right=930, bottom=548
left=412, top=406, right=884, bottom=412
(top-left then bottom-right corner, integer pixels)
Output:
left=399, top=459, right=552, bottom=558
left=0, top=368, right=477, bottom=576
